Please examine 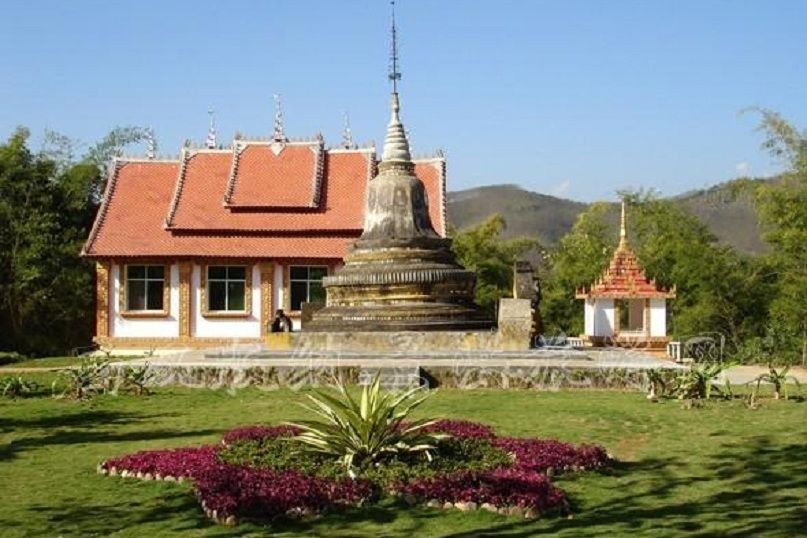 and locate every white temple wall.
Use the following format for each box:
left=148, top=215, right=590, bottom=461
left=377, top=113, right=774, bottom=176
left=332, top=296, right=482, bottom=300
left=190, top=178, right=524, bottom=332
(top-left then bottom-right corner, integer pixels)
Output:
left=110, top=263, right=180, bottom=338
left=649, top=298, right=667, bottom=337
left=192, top=264, right=262, bottom=338
left=593, top=298, right=614, bottom=337
left=584, top=299, right=595, bottom=335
